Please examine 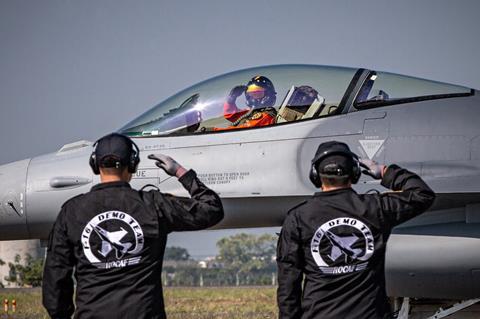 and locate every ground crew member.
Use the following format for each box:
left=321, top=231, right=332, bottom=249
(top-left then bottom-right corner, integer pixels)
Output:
left=42, top=133, right=224, bottom=319
left=276, top=141, right=435, bottom=319
left=214, top=75, right=277, bottom=131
